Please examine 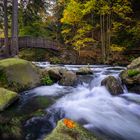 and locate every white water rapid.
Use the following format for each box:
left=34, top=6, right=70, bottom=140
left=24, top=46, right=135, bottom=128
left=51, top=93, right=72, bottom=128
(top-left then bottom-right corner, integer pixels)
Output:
left=24, top=64, right=140, bottom=140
